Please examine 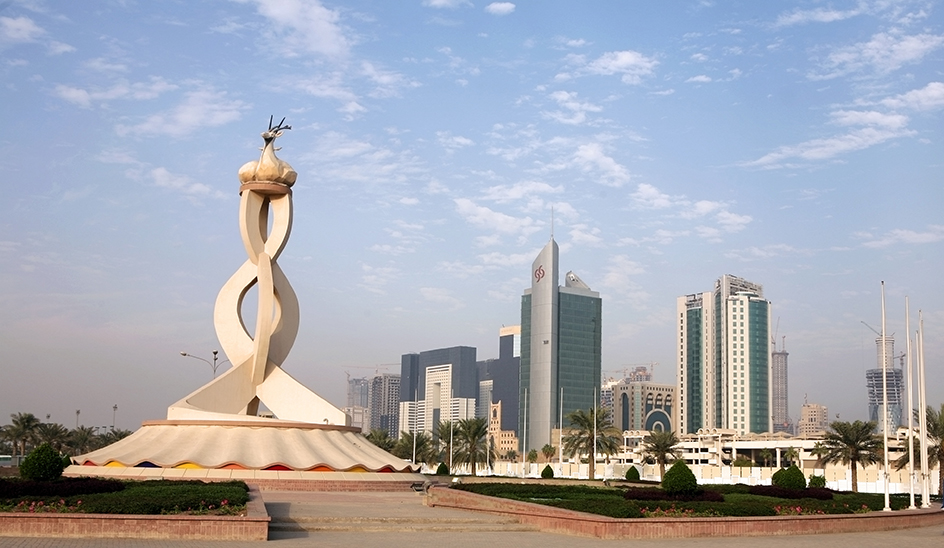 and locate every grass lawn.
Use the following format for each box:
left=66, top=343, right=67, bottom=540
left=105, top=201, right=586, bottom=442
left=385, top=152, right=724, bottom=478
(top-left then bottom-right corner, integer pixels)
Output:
left=0, top=477, right=249, bottom=515
left=452, top=482, right=913, bottom=519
